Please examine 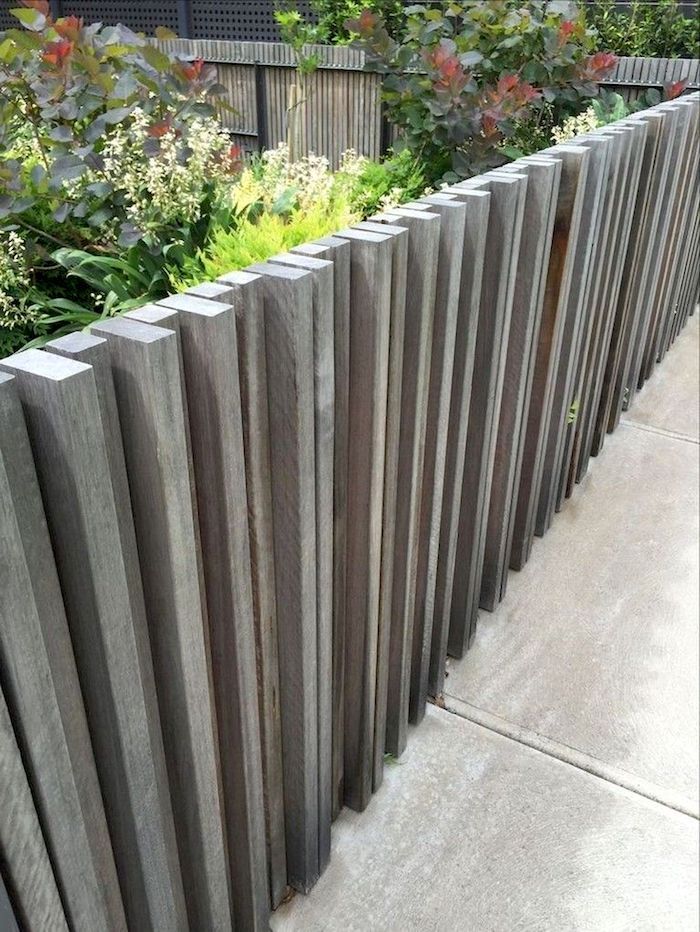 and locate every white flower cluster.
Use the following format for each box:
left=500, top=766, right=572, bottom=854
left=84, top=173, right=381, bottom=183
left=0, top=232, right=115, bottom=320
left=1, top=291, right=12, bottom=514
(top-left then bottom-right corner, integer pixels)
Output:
left=551, top=107, right=600, bottom=145
left=66, top=108, right=236, bottom=237
left=0, top=231, right=35, bottom=331
left=102, top=109, right=234, bottom=231
left=238, top=144, right=367, bottom=213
